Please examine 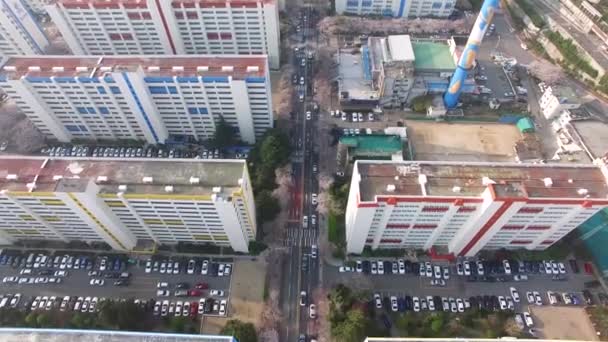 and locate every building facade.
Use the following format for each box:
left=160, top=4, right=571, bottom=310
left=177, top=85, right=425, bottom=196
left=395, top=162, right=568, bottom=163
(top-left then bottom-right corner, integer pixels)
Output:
left=46, top=0, right=280, bottom=69
left=0, top=0, right=49, bottom=61
left=0, top=55, right=273, bottom=144
left=0, top=157, right=256, bottom=252
left=335, top=0, right=454, bottom=18
left=346, top=160, right=608, bottom=256
left=539, top=85, right=581, bottom=120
